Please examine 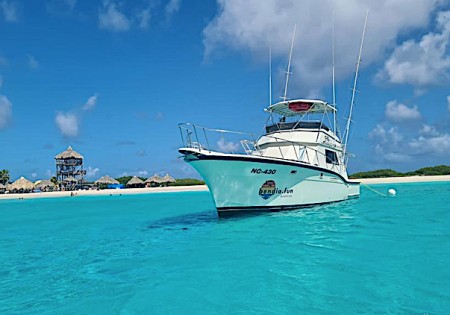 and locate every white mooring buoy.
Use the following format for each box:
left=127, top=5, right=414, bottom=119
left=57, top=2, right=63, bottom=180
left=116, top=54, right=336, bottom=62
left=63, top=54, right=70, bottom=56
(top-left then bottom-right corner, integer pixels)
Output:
left=388, top=188, right=397, bottom=196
